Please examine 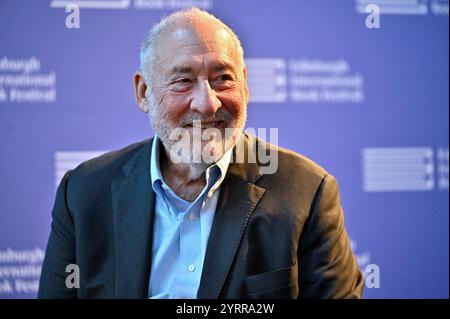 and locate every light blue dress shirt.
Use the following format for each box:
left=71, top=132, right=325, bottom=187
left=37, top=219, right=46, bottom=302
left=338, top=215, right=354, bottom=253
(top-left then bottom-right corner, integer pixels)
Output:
left=148, top=135, right=232, bottom=299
